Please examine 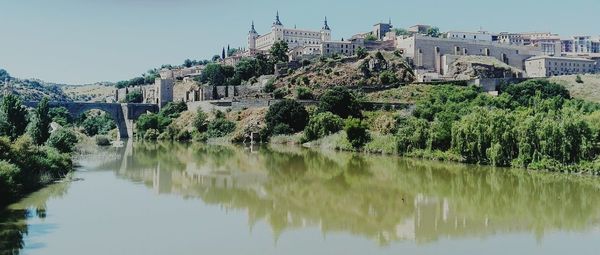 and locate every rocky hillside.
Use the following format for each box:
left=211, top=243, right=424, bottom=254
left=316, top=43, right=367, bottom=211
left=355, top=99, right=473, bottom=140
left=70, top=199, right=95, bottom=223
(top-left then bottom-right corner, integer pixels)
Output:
left=445, top=55, right=523, bottom=80
left=0, top=70, right=71, bottom=101
left=272, top=51, right=415, bottom=96
left=61, top=82, right=115, bottom=102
